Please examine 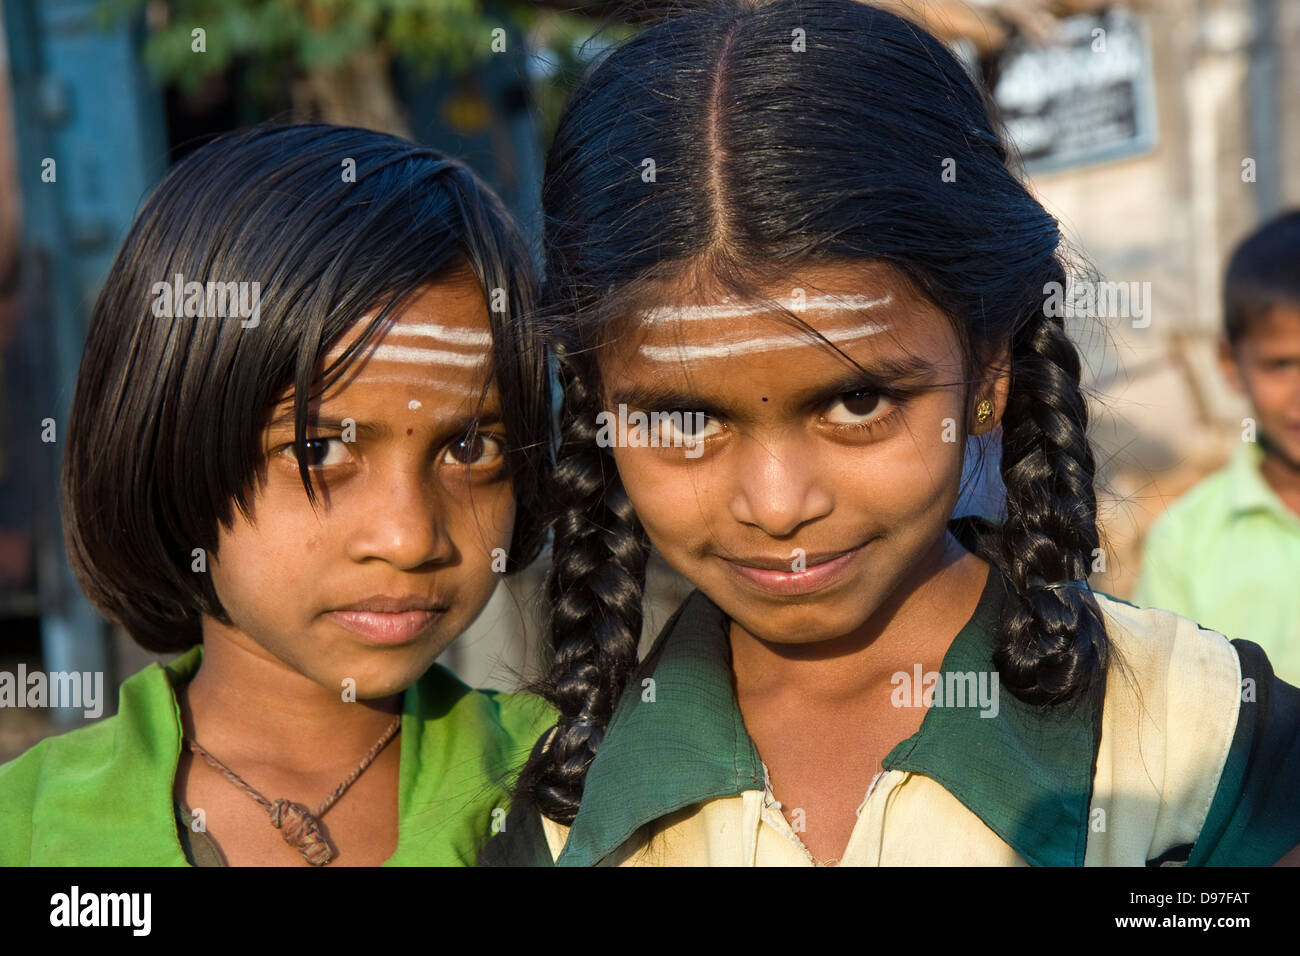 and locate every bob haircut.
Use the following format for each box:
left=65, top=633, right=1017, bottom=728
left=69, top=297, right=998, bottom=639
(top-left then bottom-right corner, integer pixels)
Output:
left=62, top=122, right=549, bottom=653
